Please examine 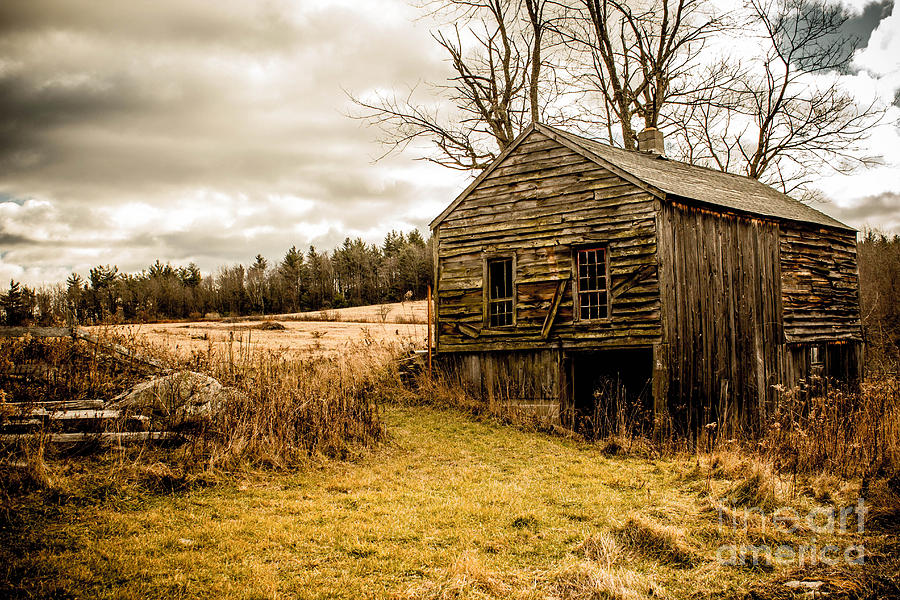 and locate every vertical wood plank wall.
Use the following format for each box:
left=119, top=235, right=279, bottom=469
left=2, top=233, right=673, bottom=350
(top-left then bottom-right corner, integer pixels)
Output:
left=438, top=350, right=564, bottom=425
left=657, top=201, right=783, bottom=436
left=780, top=343, right=863, bottom=392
